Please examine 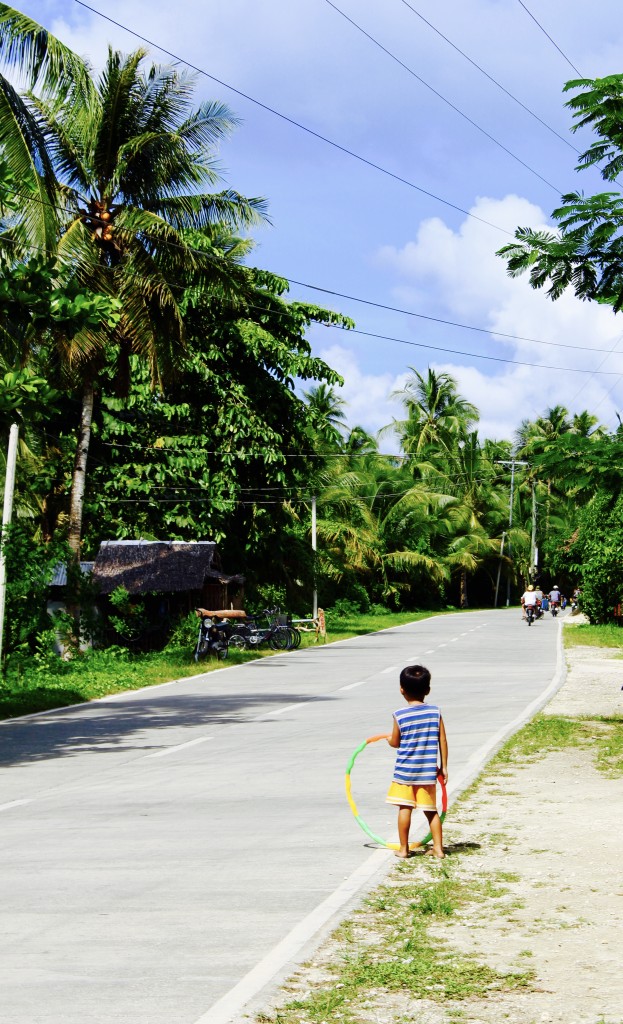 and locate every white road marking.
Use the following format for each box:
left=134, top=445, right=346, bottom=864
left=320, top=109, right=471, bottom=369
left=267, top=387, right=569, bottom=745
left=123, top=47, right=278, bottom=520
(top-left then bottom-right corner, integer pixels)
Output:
left=0, top=799, right=31, bottom=812
left=450, top=637, right=459, bottom=642
left=265, top=703, right=303, bottom=716
left=142, top=736, right=214, bottom=759
left=380, top=665, right=398, bottom=674
left=437, top=643, right=447, bottom=648
left=424, top=649, right=434, bottom=654
left=194, top=848, right=389, bottom=1024
left=339, top=680, right=367, bottom=691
